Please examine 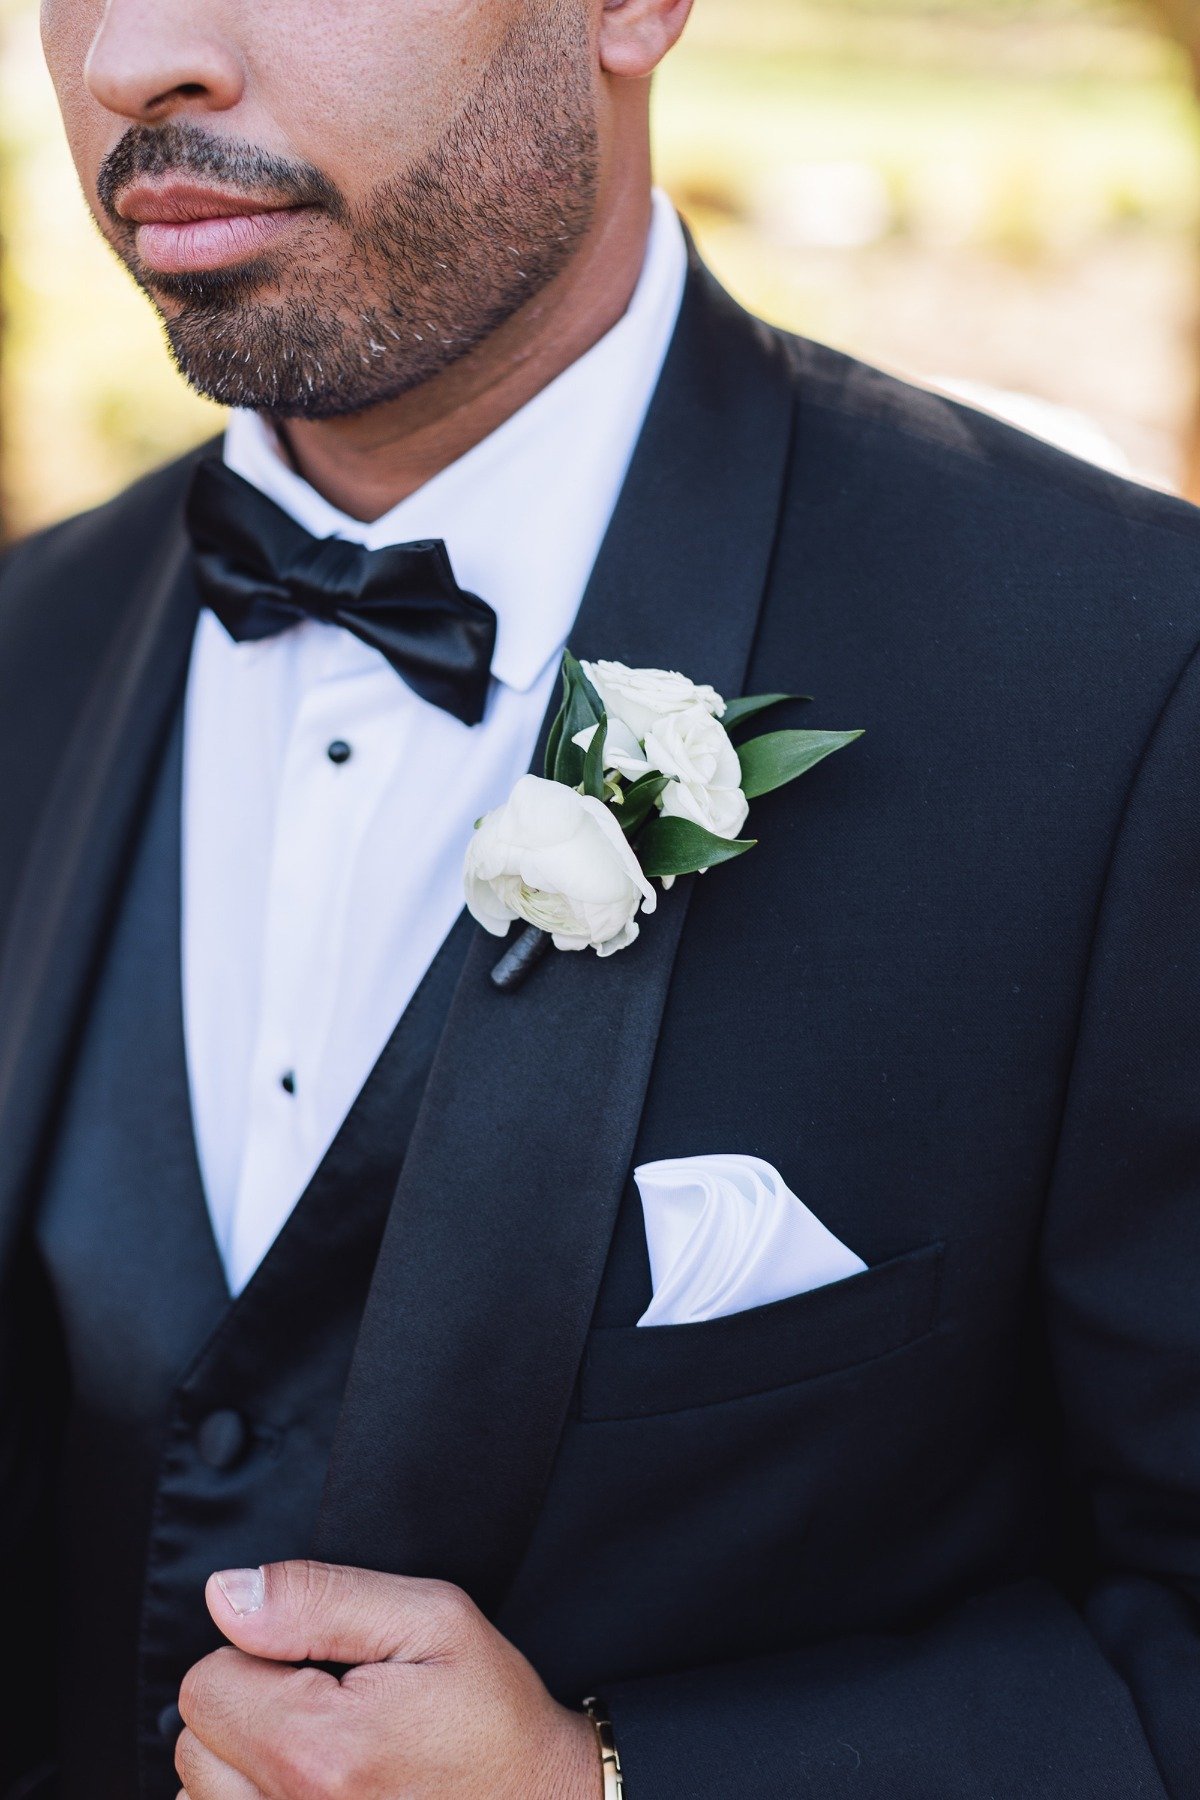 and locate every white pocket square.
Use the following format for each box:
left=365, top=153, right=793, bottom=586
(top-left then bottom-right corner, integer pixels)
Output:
left=634, top=1153, right=867, bottom=1328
